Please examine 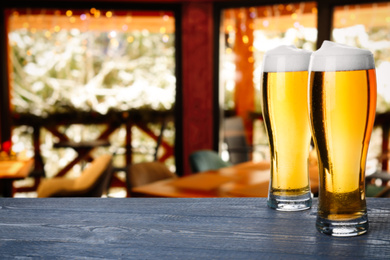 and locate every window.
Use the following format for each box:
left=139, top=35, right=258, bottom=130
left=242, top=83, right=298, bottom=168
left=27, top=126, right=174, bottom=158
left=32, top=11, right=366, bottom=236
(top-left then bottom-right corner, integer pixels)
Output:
left=218, top=0, right=389, bottom=168
left=219, top=2, right=317, bottom=160
left=332, top=2, right=390, bottom=170
left=7, top=7, right=176, bottom=181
